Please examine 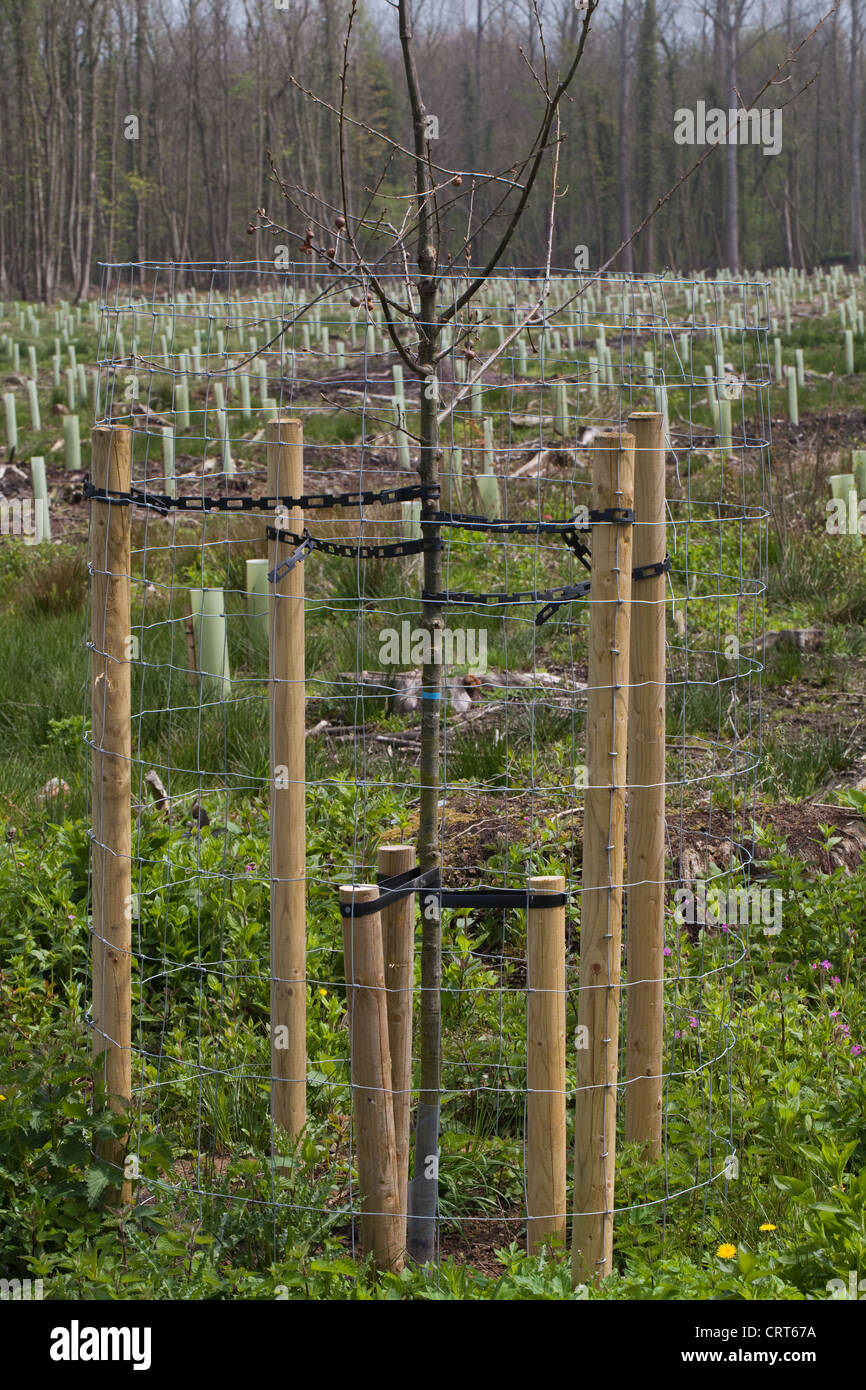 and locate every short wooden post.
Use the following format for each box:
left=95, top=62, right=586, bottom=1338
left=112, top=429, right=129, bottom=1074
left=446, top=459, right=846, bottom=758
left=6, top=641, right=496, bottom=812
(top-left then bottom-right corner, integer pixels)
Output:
left=340, top=884, right=404, bottom=1271
left=625, top=413, right=666, bottom=1159
left=572, top=430, right=634, bottom=1286
left=378, top=844, right=416, bottom=1246
left=527, top=875, right=567, bottom=1254
left=268, top=417, right=306, bottom=1137
left=183, top=609, right=198, bottom=685
left=90, top=425, right=133, bottom=1203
